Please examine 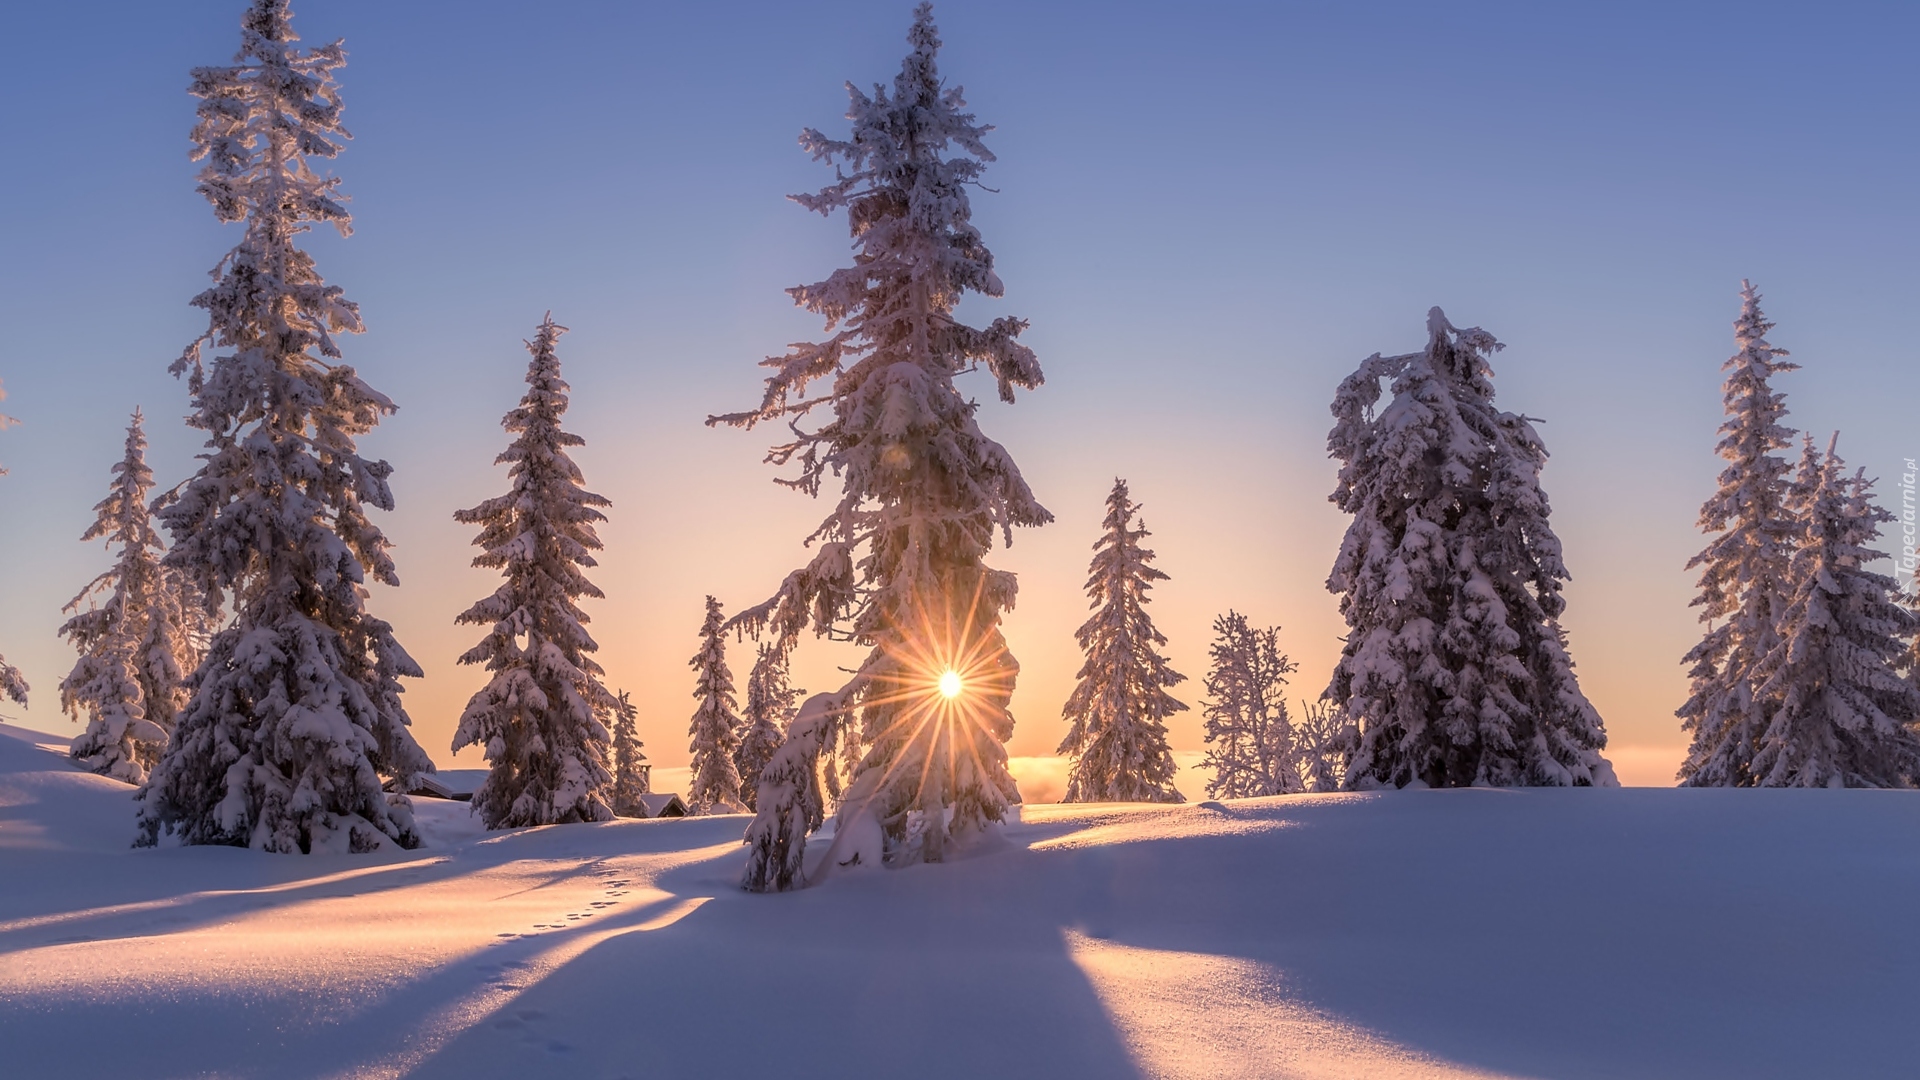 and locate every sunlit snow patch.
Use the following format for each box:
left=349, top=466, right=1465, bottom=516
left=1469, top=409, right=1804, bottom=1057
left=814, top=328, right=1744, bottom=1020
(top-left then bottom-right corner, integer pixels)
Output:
left=1022, top=799, right=1302, bottom=851
left=1065, top=930, right=1520, bottom=1080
